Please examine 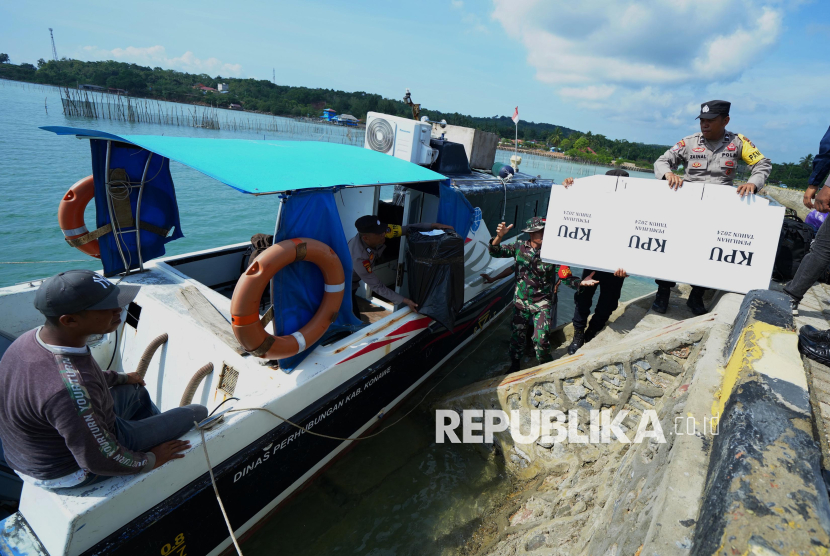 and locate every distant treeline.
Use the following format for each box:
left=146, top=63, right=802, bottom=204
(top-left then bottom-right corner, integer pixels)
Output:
left=0, top=56, right=817, bottom=187
left=767, top=157, right=815, bottom=190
